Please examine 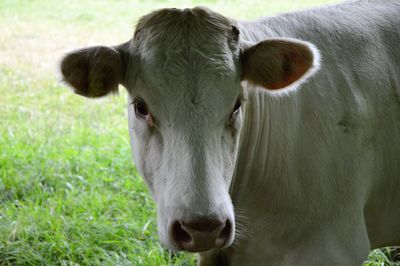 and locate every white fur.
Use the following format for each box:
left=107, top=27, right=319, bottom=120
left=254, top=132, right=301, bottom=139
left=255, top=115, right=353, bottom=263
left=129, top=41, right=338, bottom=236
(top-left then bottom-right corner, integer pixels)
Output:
left=123, top=1, right=400, bottom=265
left=225, top=1, right=400, bottom=265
